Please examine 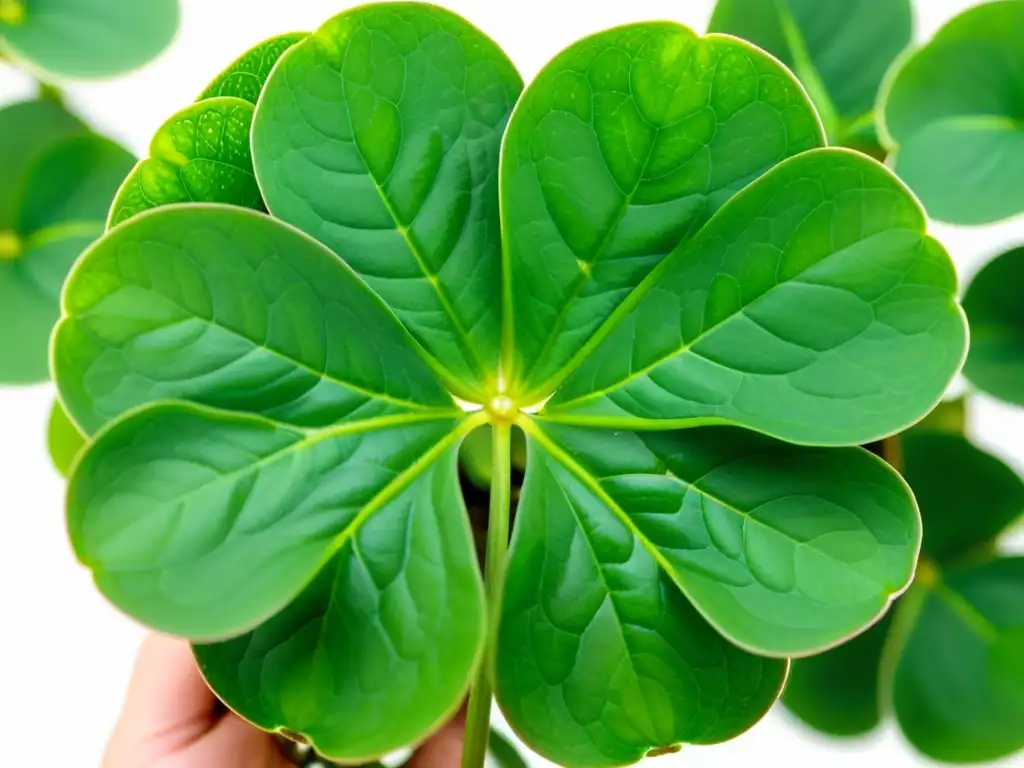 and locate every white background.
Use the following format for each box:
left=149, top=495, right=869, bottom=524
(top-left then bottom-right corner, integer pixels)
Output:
left=2, top=1, right=1024, bottom=766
